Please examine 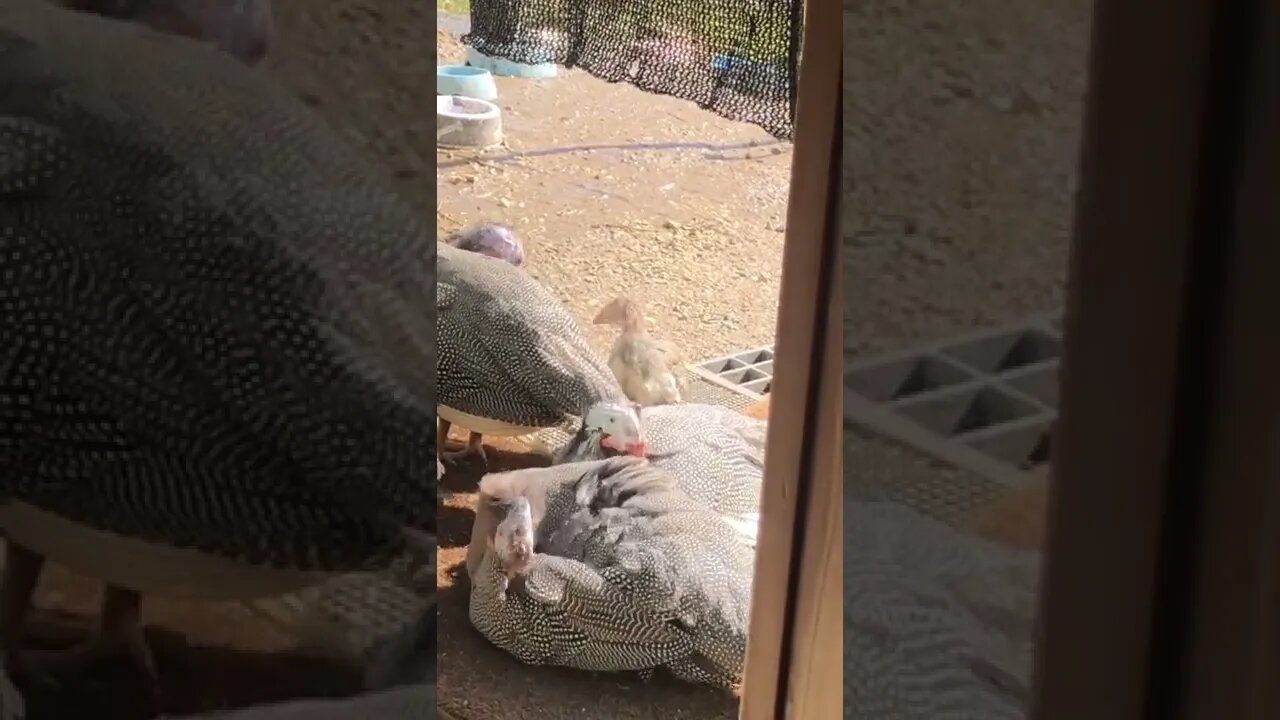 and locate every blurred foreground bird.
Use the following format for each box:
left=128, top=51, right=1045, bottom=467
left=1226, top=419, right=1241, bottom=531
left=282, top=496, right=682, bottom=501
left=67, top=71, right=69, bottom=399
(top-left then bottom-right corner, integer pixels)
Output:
left=437, top=243, right=625, bottom=466
left=593, top=296, right=684, bottom=406
left=845, top=502, right=1039, bottom=719
left=0, top=0, right=435, bottom=695
left=466, top=457, right=753, bottom=687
